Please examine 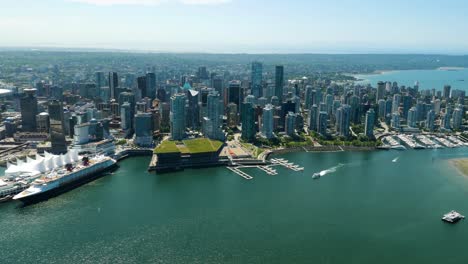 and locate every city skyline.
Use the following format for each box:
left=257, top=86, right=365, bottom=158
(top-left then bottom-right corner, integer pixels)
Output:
left=1, top=0, right=468, bottom=54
